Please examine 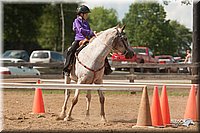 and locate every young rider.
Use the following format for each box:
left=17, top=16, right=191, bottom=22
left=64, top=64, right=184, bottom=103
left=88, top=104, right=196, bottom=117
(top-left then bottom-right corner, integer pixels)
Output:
left=63, top=5, right=113, bottom=76
left=184, top=49, right=192, bottom=64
